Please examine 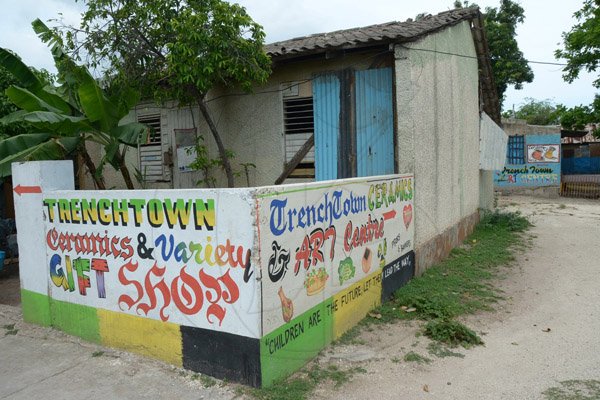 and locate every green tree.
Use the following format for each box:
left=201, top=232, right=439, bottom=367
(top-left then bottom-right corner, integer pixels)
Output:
left=455, top=0, right=534, bottom=107
left=502, top=98, right=566, bottom=125
left=0, top=20, right=147, bottom=189
left=558, top=95, right=600, bottom=135
left=59, top=0, right=271, bottom=187
left=555, top=0, right=600, bottom=87
left=0, top=57, right=53, bottom=139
